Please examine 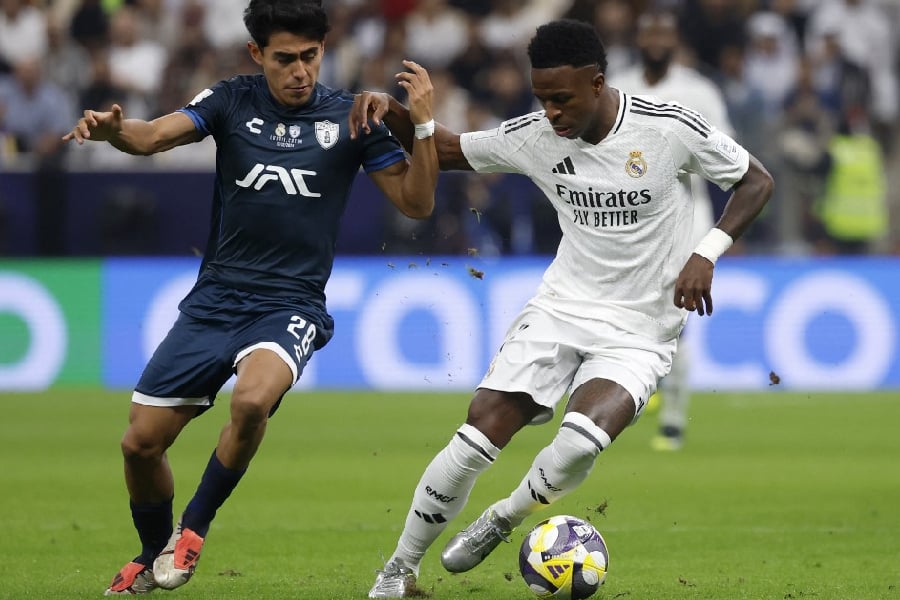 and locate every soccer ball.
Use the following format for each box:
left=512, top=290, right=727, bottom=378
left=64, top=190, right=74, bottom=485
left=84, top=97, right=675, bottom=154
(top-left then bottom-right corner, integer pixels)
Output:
left=518, top=515, right=609, bottom=599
